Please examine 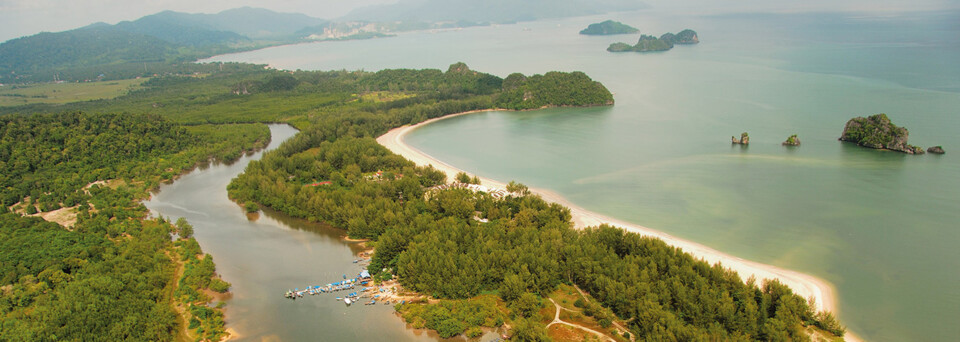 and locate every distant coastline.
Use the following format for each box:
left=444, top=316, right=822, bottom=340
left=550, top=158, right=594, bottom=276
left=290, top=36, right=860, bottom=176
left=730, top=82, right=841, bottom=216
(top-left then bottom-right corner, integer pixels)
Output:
left=377, top=109, right=861, bottom=342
